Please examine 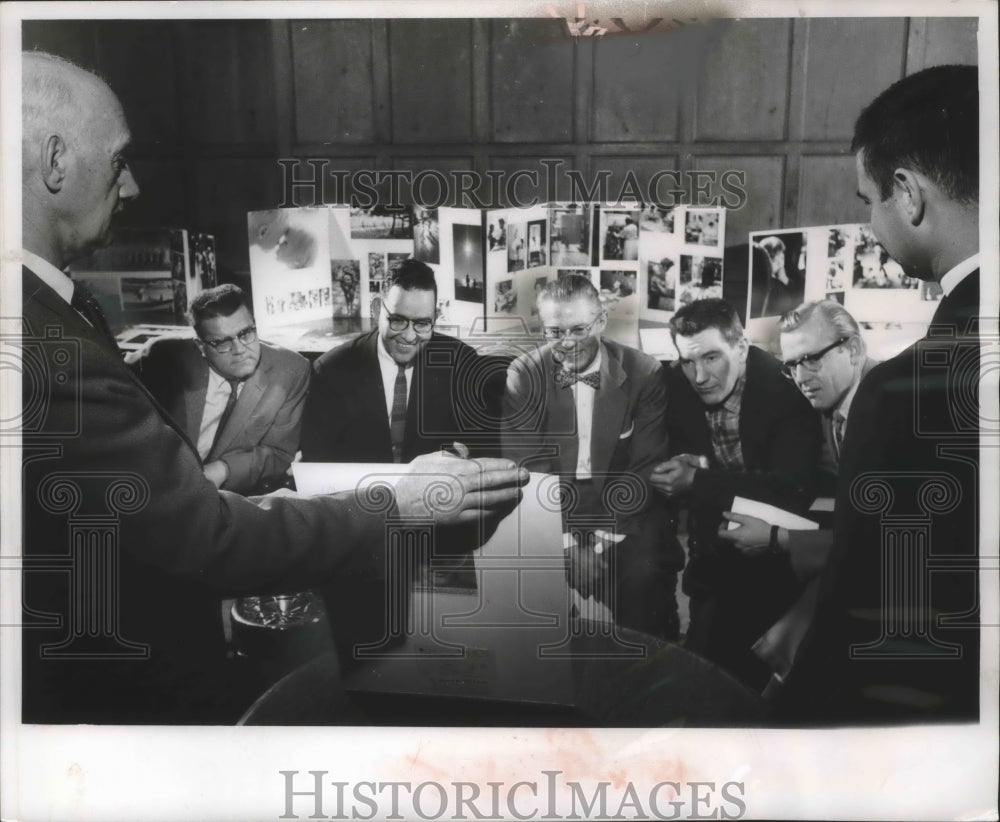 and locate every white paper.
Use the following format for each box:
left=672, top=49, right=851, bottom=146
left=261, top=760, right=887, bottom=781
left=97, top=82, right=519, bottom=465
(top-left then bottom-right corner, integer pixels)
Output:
left=729, top=495, right=820, bottom=530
